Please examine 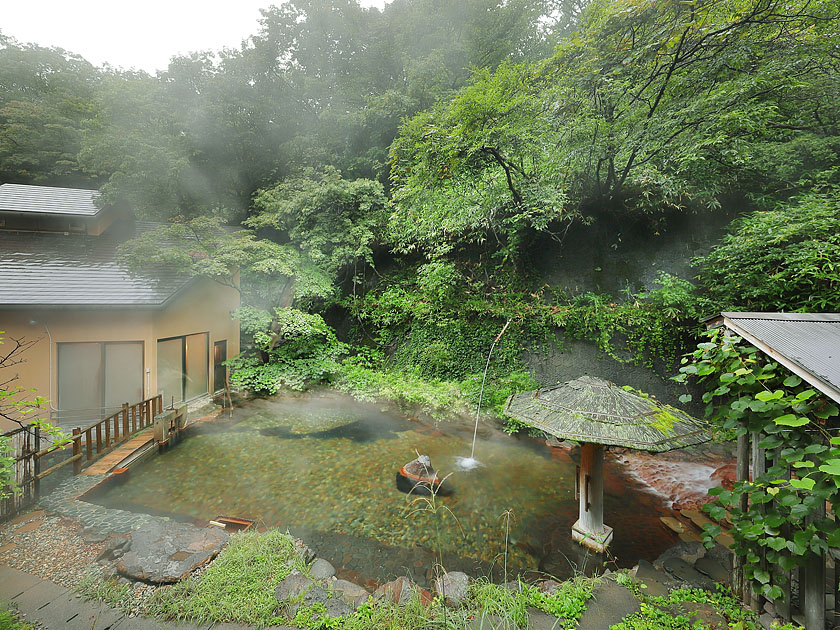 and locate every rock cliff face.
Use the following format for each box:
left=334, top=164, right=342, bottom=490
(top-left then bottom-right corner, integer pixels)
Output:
left=523, top=210, right=737, bottom=409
